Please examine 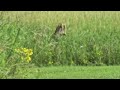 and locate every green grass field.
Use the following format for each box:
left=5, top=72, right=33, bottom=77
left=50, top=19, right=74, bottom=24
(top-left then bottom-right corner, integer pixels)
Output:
left=1, top=11, right=120, bottom=78
left=1, top=66, right=120, bottom=79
